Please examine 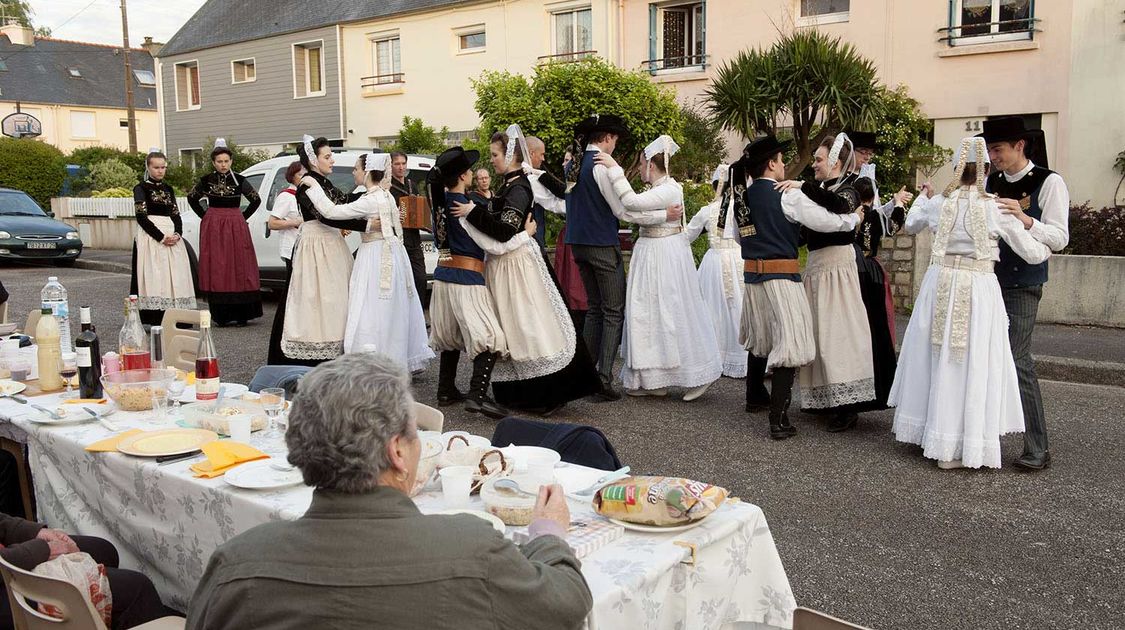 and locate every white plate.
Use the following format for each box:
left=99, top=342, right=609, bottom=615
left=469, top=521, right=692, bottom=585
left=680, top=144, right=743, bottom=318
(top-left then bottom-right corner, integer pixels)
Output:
left=224, top=458, right=305, bottom=490
left=117, top=428, right=219, bottom=457
left=0, top=323, right=17, bottom=335
left=177, top=383, right=249, bottom=403
left=607, top=517, right=708, bottom=534
left=435, top=509, right=506, bottom=534
left=0, top=380, right=27, bottom=396
left=26, top=404, right=106, bottom=425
